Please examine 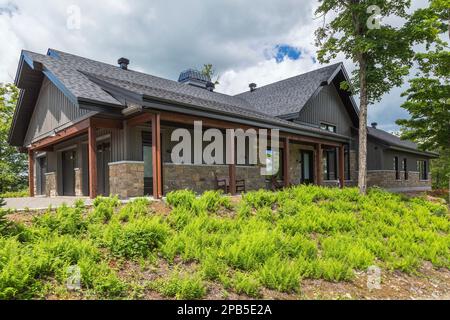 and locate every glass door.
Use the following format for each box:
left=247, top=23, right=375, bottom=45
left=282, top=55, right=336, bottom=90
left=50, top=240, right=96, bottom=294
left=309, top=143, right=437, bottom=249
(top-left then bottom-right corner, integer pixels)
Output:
left=301, top=150, right=314, bottom=184
left=142, top=132, right=153, bottom=196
